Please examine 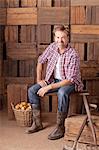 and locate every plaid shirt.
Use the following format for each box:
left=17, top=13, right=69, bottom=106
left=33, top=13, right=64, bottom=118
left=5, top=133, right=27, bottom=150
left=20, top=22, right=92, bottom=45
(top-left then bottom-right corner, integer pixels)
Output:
left=38, top=42, right=83, bottom=91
